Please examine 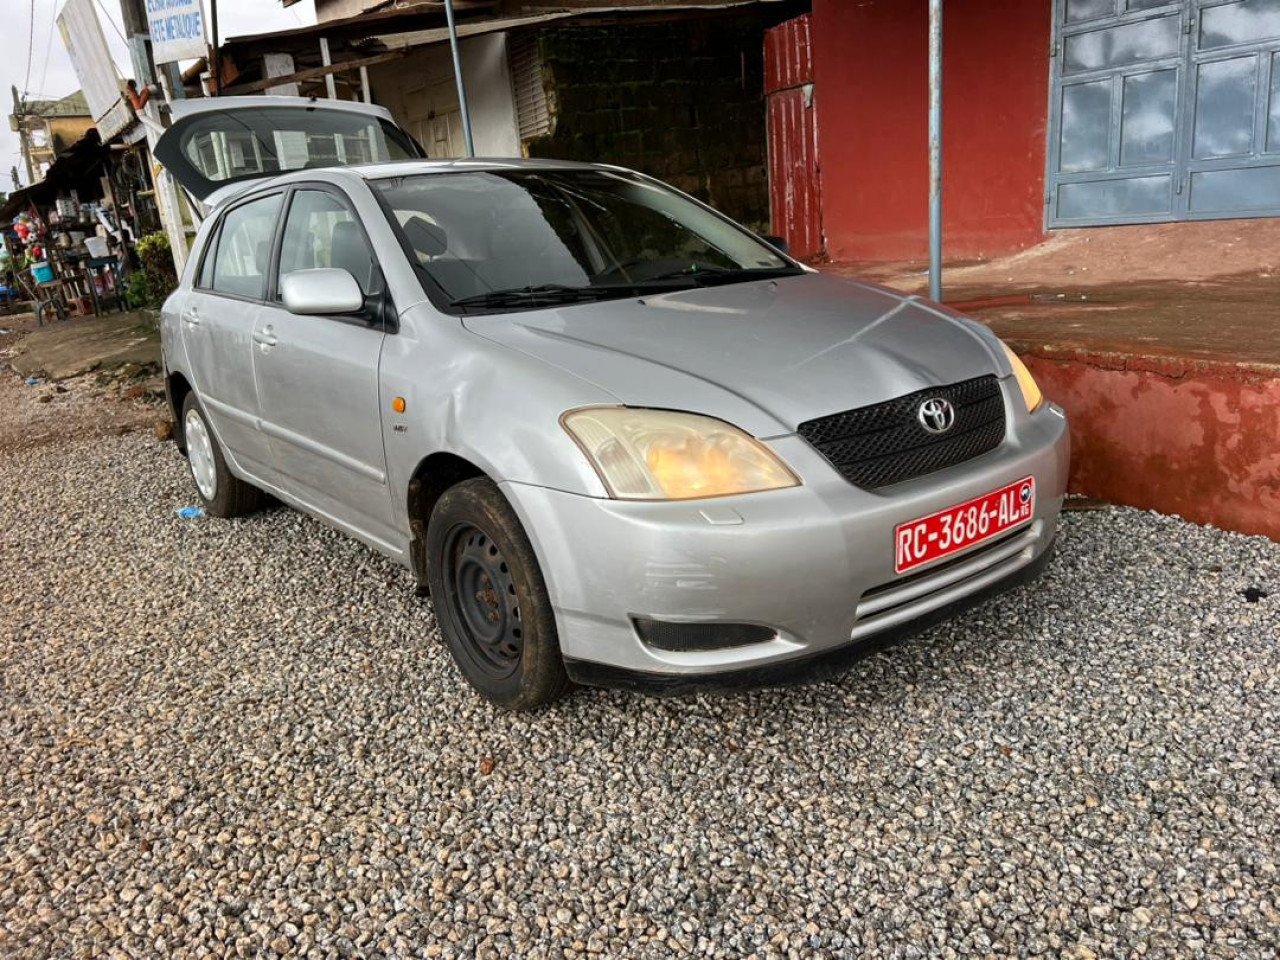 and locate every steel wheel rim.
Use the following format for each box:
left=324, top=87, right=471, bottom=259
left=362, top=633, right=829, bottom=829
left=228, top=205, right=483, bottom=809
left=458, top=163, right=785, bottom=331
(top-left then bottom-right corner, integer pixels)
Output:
left=184, top=409, right=217, bottom=501
left=445, top=524, right=523, bottom=679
